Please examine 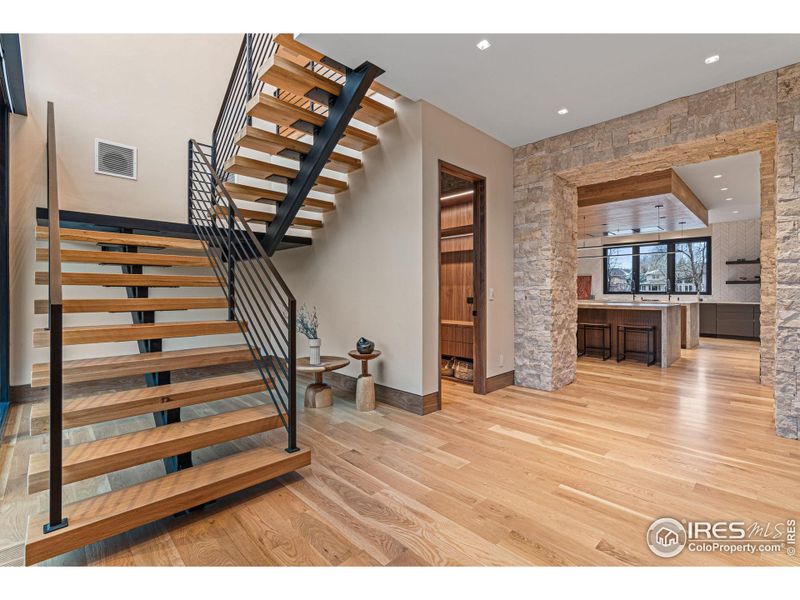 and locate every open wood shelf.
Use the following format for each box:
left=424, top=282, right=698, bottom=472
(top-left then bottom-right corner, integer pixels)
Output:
left=441, top=319, right=473, bottom=327
left=726, top=280, right=761, bottom=285
left=726, top=259, right=760, bottom=265
left=441, top=225, right=473, bottom=239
